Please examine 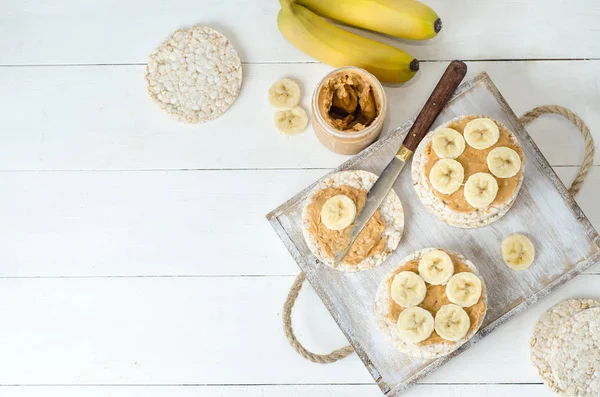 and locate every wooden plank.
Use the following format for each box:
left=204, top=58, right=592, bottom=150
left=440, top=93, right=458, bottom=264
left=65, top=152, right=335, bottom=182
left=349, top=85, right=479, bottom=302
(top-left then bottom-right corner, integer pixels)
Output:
left=0, top=167, right=598, bottom=277
left=0, top=169, right=323, bottom=277
left=0, top=275, right=597, bottom=385
left=267, top=73, right=600, bottom=395
left=2, top=0, right=599, bottom=65
left=0, top=61, right=597, bottom=171
left=0, top=384, right=559, bottom=397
